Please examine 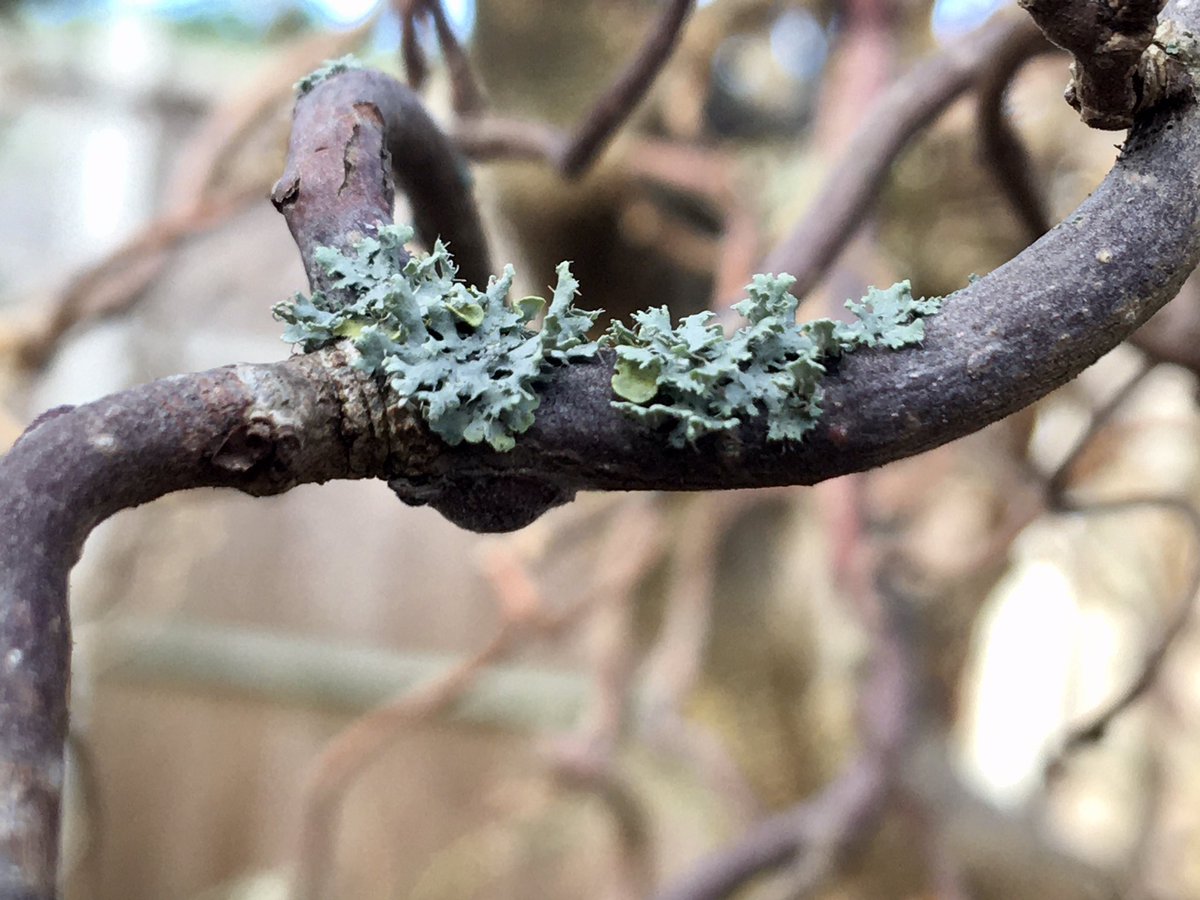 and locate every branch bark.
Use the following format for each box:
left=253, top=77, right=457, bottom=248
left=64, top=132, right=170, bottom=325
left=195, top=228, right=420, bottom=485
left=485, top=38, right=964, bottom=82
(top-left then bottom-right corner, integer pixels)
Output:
left=0, top=350, right=421, bottom=898
left=271, top=69, right=492, bottom=292
left=1019, top=0, right=1167, bottom=129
